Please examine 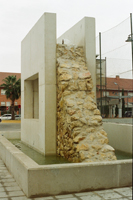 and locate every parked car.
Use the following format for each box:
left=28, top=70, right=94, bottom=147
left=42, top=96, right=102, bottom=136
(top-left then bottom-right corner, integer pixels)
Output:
left=124, top=111, right=132, bottom=117
left=0, top=114, right=12, bottom=120
left=15, top=114, right=21, bottom=120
